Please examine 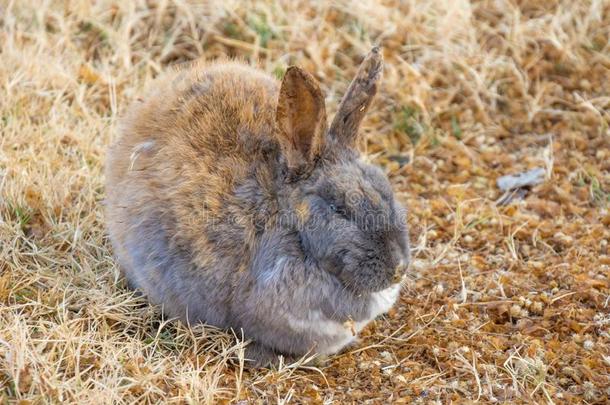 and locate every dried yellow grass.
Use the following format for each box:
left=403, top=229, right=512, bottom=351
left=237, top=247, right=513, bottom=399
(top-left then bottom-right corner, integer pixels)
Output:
left=1, top=0, right=609, bottom=403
